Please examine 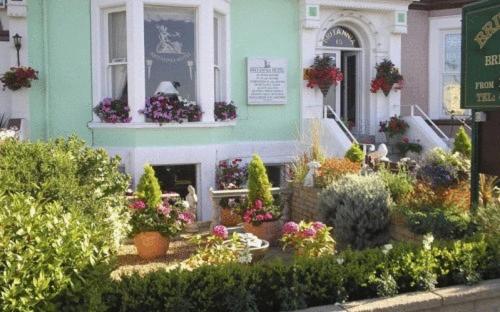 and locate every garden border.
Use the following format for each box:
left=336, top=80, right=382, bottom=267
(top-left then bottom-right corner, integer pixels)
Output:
left=293, top=278, right=500, bottom=312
